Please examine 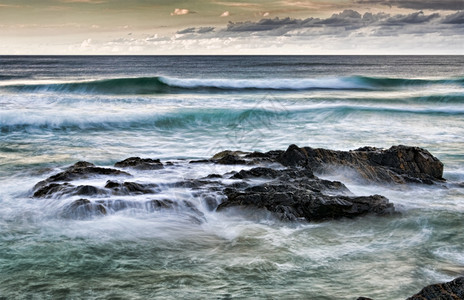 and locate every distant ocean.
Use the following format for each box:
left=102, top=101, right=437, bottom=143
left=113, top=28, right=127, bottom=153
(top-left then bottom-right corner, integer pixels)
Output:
left=1, top=56, right=463, bottom=299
